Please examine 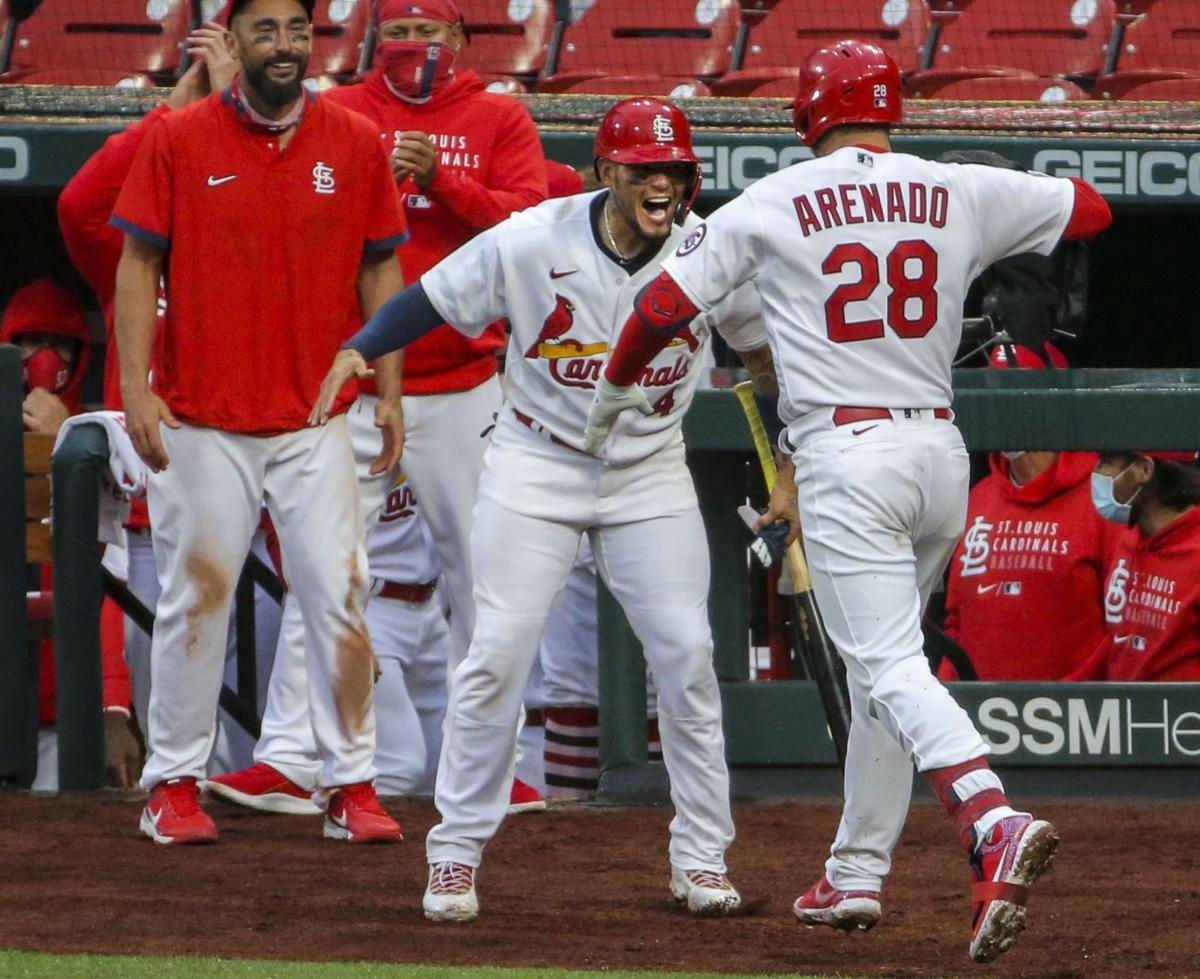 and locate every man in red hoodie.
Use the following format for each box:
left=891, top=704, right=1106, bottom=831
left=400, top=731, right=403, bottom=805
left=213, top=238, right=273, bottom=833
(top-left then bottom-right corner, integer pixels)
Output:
left=1068, top=450, right=1200, bottom=682
left=1, top=277, right=139, bottom=788
left=940, top=343, right=1132, bottom=680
